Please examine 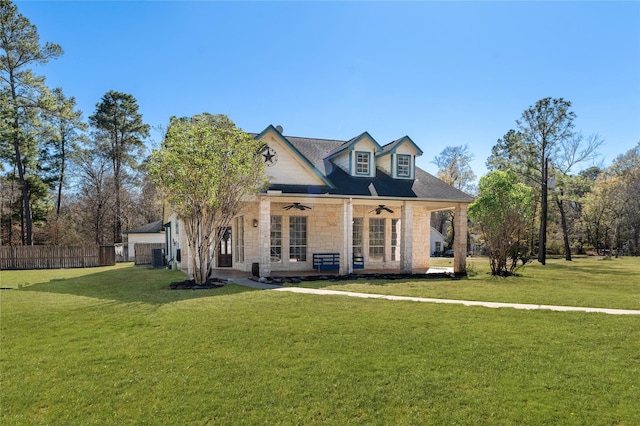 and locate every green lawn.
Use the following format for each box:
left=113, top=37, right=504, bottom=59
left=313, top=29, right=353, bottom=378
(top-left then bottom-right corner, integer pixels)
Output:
left=296, top=256, right=640, bottom=310
left=1, top=261, right=639, bottom=424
